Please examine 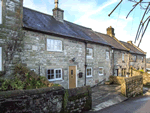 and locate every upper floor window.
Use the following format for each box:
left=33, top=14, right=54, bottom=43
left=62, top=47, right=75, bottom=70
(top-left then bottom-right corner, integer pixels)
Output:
left=47, top=68, right=62, bottom=81
left=47, top=39, right=62, bottom=51
left=86, top=48, right=93, bottom=58
left=86, top=67, right=92, bottom=77
left=106, top=51, right=109, bottom=60
left=0, top=0, right=2, bottom=24
left=122, top=53, right=124, bottom=62
left=99, top=67, right=104, bottom=75
left=0, top=47, right=2, bottom=71
left=142, top=56, right=144, bottom=62
left=134, top=55, right=137, bottom=62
